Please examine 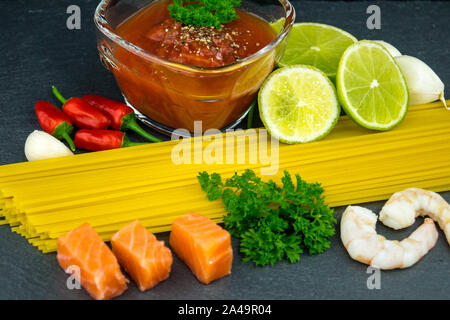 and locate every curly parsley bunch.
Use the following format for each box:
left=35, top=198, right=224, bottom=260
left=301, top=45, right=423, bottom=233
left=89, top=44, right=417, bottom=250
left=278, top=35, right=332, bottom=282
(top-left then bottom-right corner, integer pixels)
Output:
left=198, top=169, right=337, bottom=266
left=169, top=0, right=242, bottom=28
